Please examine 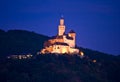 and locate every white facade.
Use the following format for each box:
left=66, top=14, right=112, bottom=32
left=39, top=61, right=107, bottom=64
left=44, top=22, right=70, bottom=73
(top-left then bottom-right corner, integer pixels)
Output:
left=52, top=44, right=69, bottom=54
left=63, top=35, right=75, bottom=48
left=51, top=44, right=79, bottom=54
